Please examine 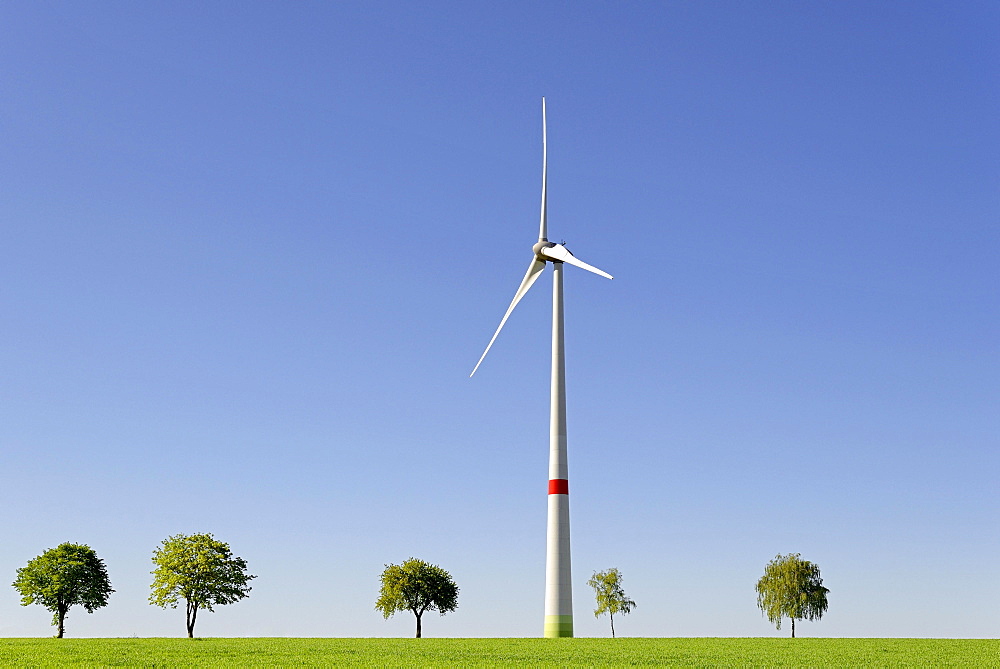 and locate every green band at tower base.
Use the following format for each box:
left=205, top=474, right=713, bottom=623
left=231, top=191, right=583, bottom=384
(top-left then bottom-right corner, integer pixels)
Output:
left=544, top=615, right=574, bottom=638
